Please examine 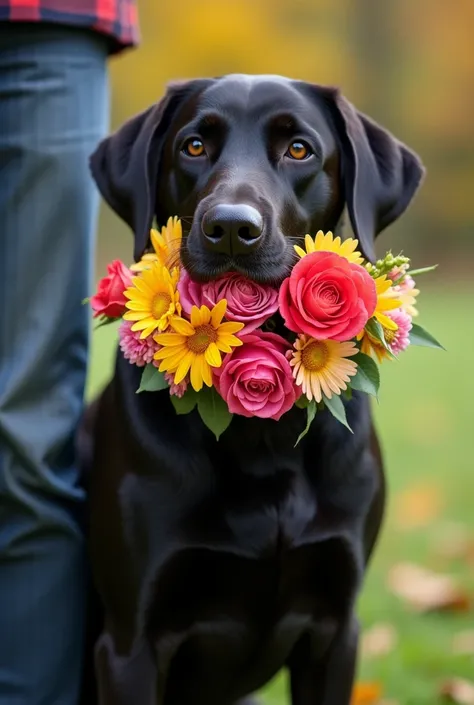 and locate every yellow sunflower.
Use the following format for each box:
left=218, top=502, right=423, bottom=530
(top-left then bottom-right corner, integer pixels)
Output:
left=123, top=262, right=181, bottom=339
left=294, top=230, right=364, bottom=265
left=131, top=217, right=182, bottom=272
left=154, top=300, right=244, bottom=392
left=289, top=335, right=358, bottom=403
